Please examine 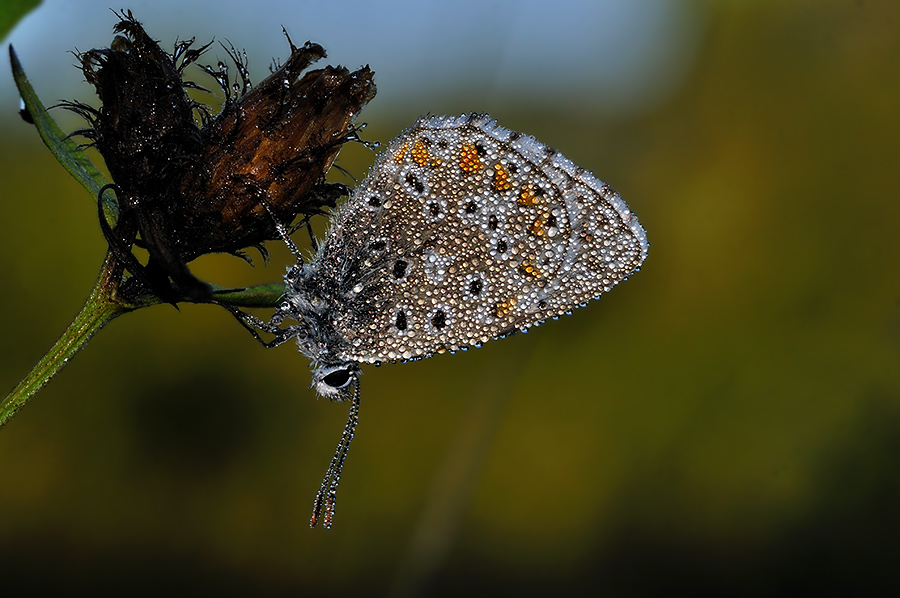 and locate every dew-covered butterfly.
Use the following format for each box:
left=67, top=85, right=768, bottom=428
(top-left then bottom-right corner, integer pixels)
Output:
left=232, top=113, right=648, bottom=527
